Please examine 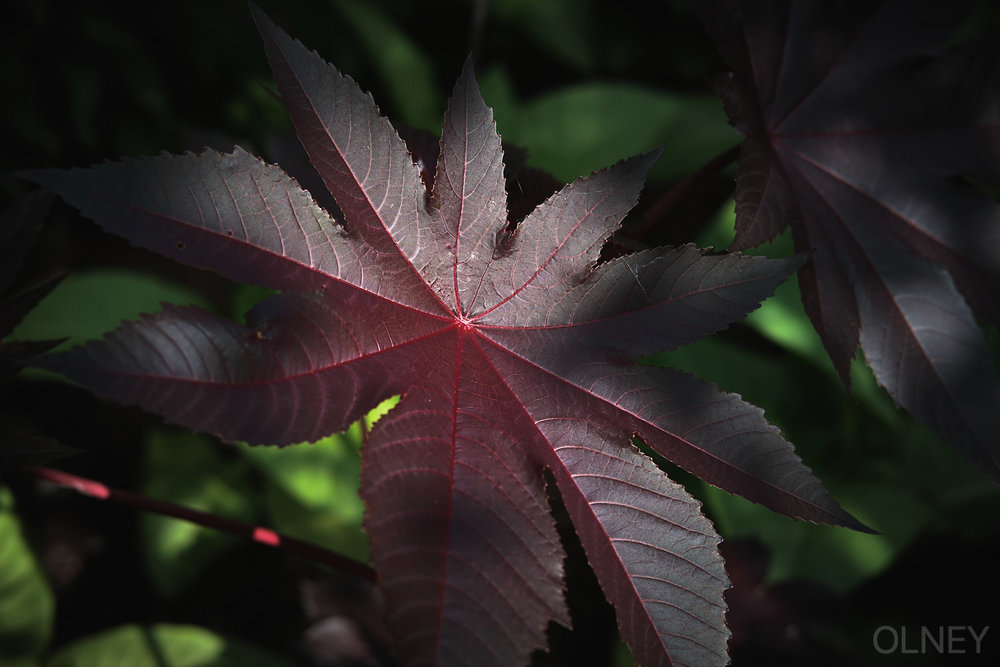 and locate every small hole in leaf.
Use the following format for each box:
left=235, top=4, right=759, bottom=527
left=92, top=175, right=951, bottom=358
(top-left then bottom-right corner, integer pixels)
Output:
left=226, top=230, right=234, bottom=237
left=175, top=241, right=186, bottom=250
